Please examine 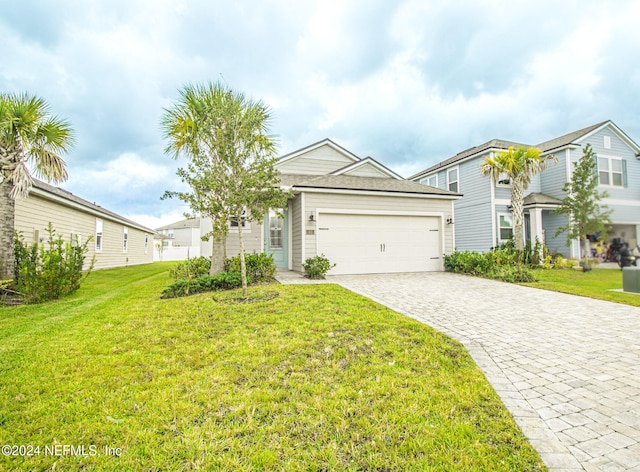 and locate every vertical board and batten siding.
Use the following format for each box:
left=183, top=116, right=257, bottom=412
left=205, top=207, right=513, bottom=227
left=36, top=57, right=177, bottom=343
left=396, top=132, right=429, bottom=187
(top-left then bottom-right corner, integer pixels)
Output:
left=290, top=197, right=303, bottom=271
left=15, top=194, right=153, bottom=270
left=299, top=192, right=455, bottom=271
left=450, top=156, right=494, bottom=252
left=276, top=144, right=356, bottom=175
